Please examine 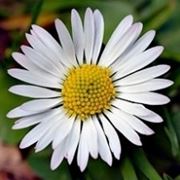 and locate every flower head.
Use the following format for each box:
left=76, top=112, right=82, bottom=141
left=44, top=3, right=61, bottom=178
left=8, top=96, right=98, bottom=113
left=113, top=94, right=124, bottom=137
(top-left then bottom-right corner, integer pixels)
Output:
left=7, top=8, right=173, bottom=171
